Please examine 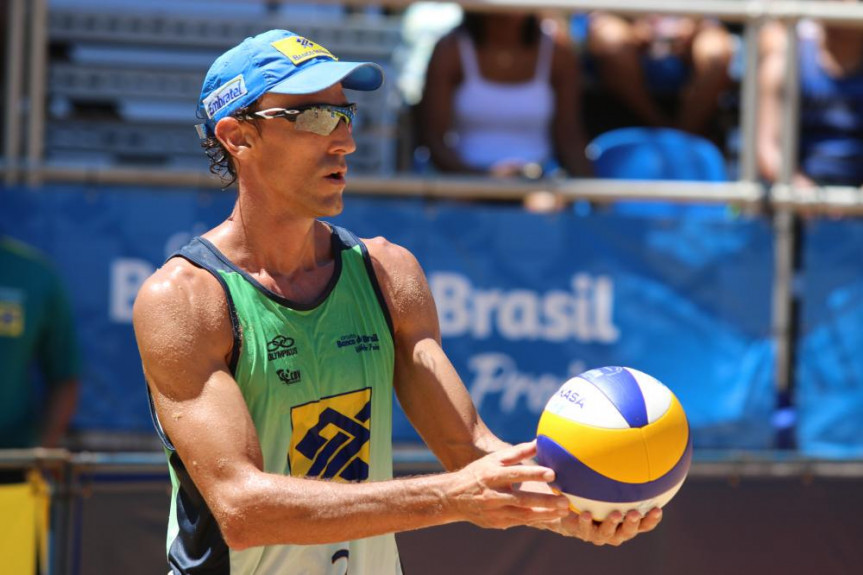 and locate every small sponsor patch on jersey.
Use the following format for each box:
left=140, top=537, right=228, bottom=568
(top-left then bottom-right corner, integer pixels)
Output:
left=277, top=368, right=301, bottom=385
left=290, top=388, right=371, bottom=481
left=272, top=36, right=337, bottom=65
left=202, top=74, right=247, bottom=119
